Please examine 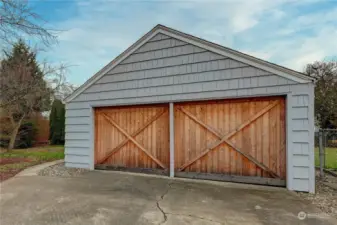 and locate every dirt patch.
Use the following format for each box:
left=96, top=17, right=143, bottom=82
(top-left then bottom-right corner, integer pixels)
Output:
left=297, top=170, right=337, bottom=218
left=0, top=157, right=37, bottom=182
left=0, top=162, right=37, bottom=182
left=0, top=158, right=33, bottom=165
left=325, top=169, right=337, bottom=177
left=0, top=170, right=19, bottom=181
left=0, top=146, right=64, bottom=182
